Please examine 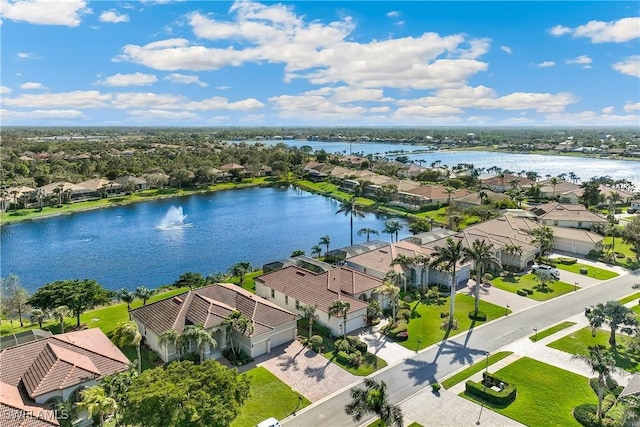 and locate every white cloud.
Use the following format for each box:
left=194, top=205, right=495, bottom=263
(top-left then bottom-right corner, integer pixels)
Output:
left=394, top=105, right=464, bottom=118
left=601, top=106, right=614, bottom=114
left=116, top=2, right=490, bottom=90
left=164, top=73, right=208, bottom=87
left=537, top=61, right=555, bottom=67
left=3, top=90, right=110, bottom=108
left=216, top=85, right=231, bottom=90
left=565, top=55, right=592, bottom=65
left=269, top=94, right=369, bottom=121
left=0, top=86, right=12, bottom=94
left=500, top=45, right=512, bottom=54
left=19, top=82, right=42, bottom=90
left=386, top=11, right=400, bottom=18
left=1, top=109, right=86, bottom=120
left=543, top=110, right=640, bottom=126
left=17, top=52, right=39, bottom=59
left=97, top=72, right=158, bottom=86
left=501, top=117, right=535, bottom=125
left=207, top=115, right=230, bottom=123
left=127, top=109, right=200, bottom=120
left=551, top=17, right=640, bottom=43
left=0, top=0, right=90, bottom=27
left=99, top=9, right=129, bottom=23
left=612, top=56, right=640, bottom=78
left=624, top=102, right=640, bottom=112
left=306, top=86, right=392, bottom=103
left=112, top=92, right=263, bottom=111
